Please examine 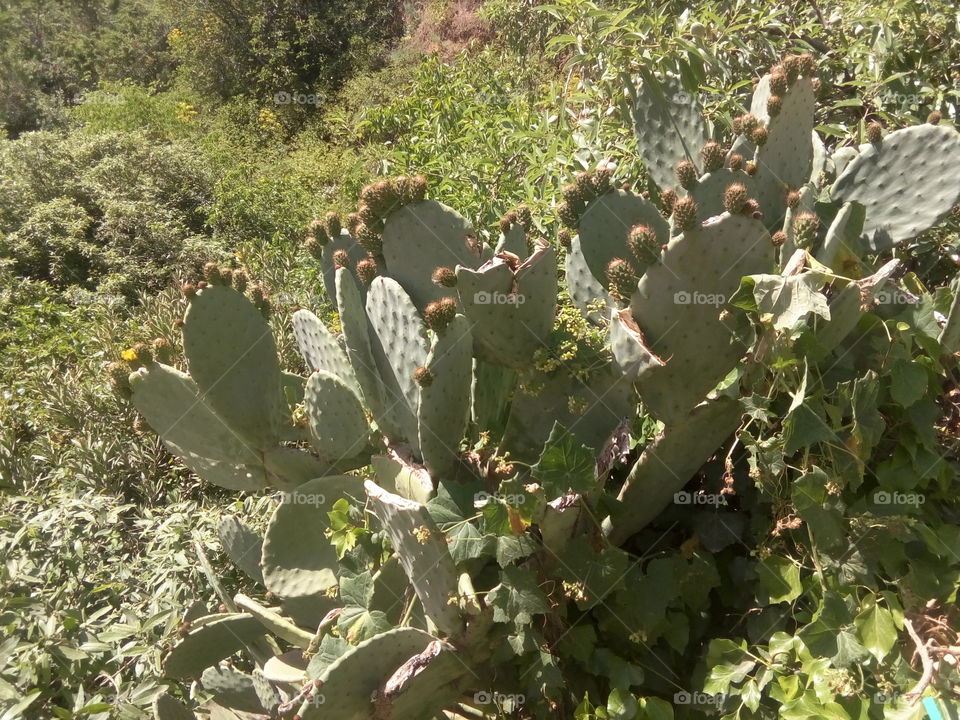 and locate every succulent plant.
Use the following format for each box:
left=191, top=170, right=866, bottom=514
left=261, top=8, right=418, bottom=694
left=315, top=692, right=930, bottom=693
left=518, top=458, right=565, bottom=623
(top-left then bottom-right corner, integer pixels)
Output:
left=136, top=56, right=960, bottom=720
